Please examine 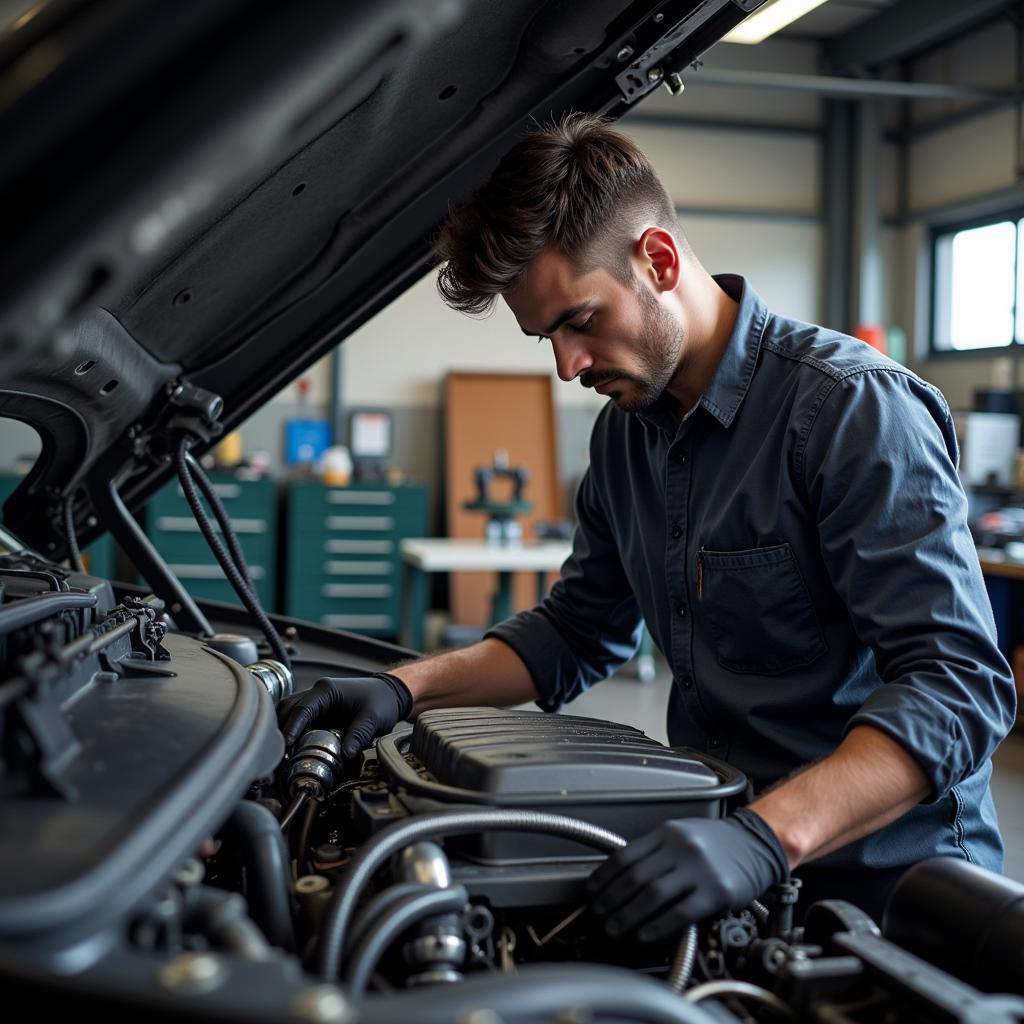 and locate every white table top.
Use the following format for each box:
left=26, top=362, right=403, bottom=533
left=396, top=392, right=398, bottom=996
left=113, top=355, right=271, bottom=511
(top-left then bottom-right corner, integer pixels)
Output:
left=400, top=538, right=572, bottom=572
